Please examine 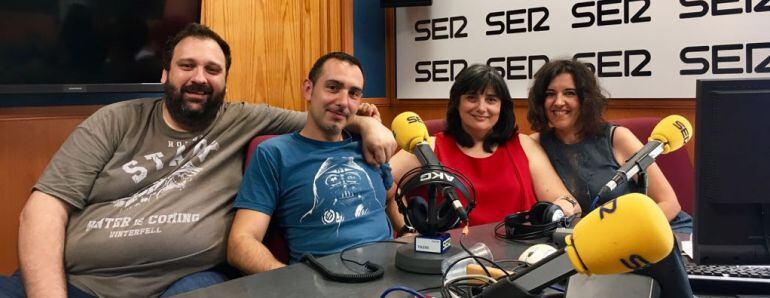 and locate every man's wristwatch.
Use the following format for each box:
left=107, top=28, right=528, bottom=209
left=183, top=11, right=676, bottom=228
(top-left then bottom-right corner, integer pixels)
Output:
left=399, top=225, right=416, bottom=236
